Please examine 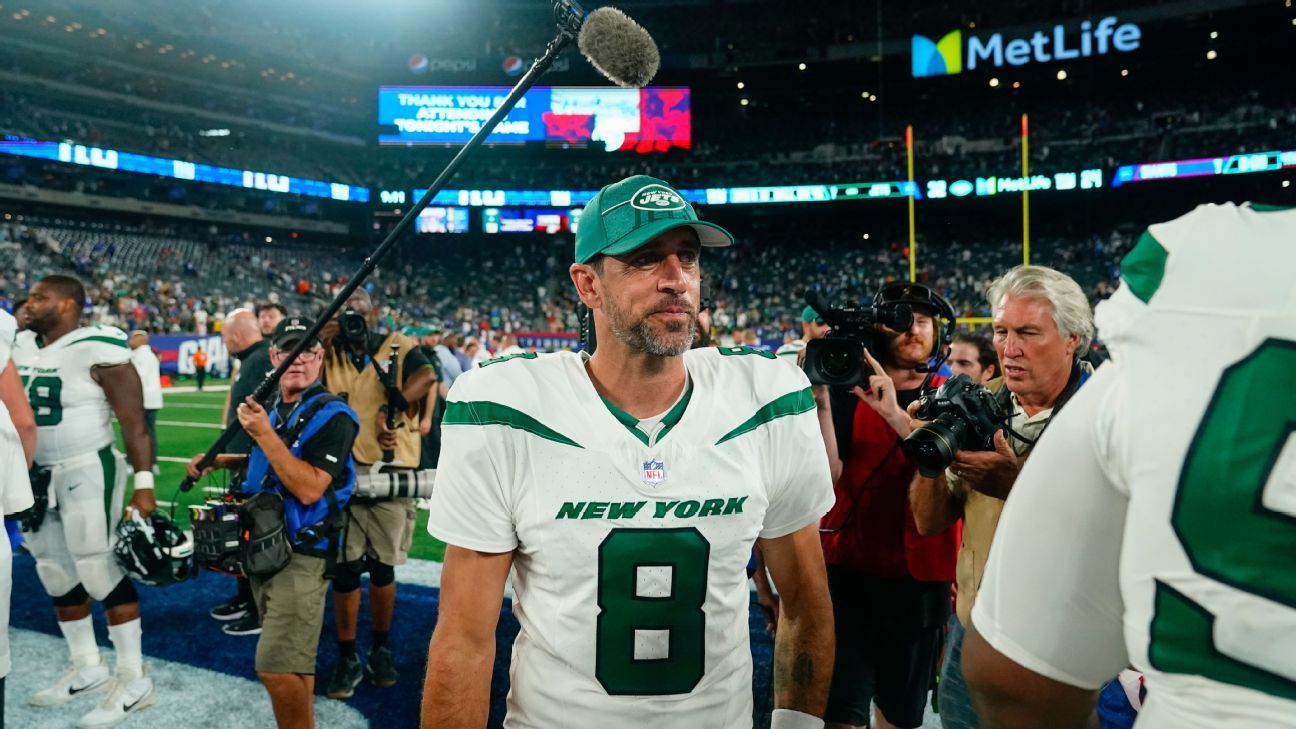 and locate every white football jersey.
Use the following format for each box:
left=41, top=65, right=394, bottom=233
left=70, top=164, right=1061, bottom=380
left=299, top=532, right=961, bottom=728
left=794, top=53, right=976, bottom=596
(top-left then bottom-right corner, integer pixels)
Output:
left=13, top=325, right=133, bottom=465
left=0, top=309, right=14, bottom=372
left=973, top=203, right=1296, bottom=728
left=427, top=347, right=834, bottom=729
left=775, top=339, right=806, bottom=359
